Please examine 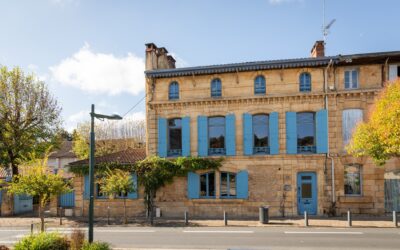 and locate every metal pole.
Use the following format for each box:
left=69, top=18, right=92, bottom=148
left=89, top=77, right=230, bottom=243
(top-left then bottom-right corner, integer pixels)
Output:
left=59, top=207, right=63, bottom=225
left=304, top=211, right=308, bottom=227
left=184, top=211, right=189, bottom=226
left=31, top=223, right=34, bottom=235
left=224, top=211, right=228, bottom=226
left=88, top=104, right=95, bottom=243
left=107, top=206, right=110, bottom=225
left=347, top=210, right=352, bottom=227
left=393, top=211, right=398, bottom=228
